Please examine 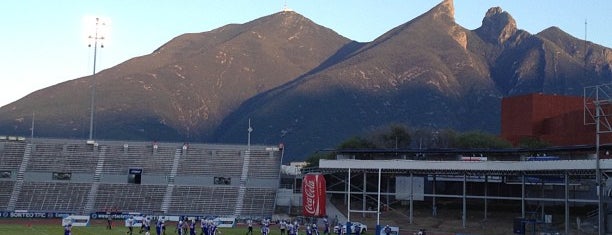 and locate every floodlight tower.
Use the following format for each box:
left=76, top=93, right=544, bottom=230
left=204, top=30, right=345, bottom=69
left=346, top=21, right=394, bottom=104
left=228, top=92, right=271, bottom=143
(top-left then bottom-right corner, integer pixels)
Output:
left=584, top=83, right=612, bottom=235
left=87, top=17, right=105, bottom=142
left=247, top=118, right=253, bottom=150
